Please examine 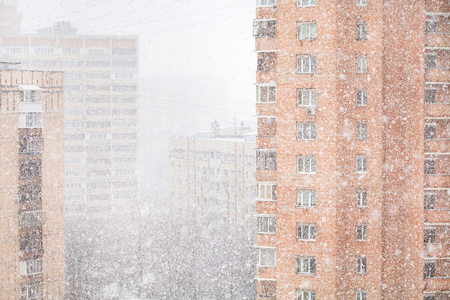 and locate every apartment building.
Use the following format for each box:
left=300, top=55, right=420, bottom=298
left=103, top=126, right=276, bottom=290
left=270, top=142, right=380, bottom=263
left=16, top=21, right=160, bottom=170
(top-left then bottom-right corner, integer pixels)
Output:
left=169, top=126, right=256, bottom=225
left=0, top=22, right=138, bottom=216
left=0, top=0, right=21, bottom=36
left=0, top=68, right=65, bottom=299
left=254, top=0, right=449, bottom=299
